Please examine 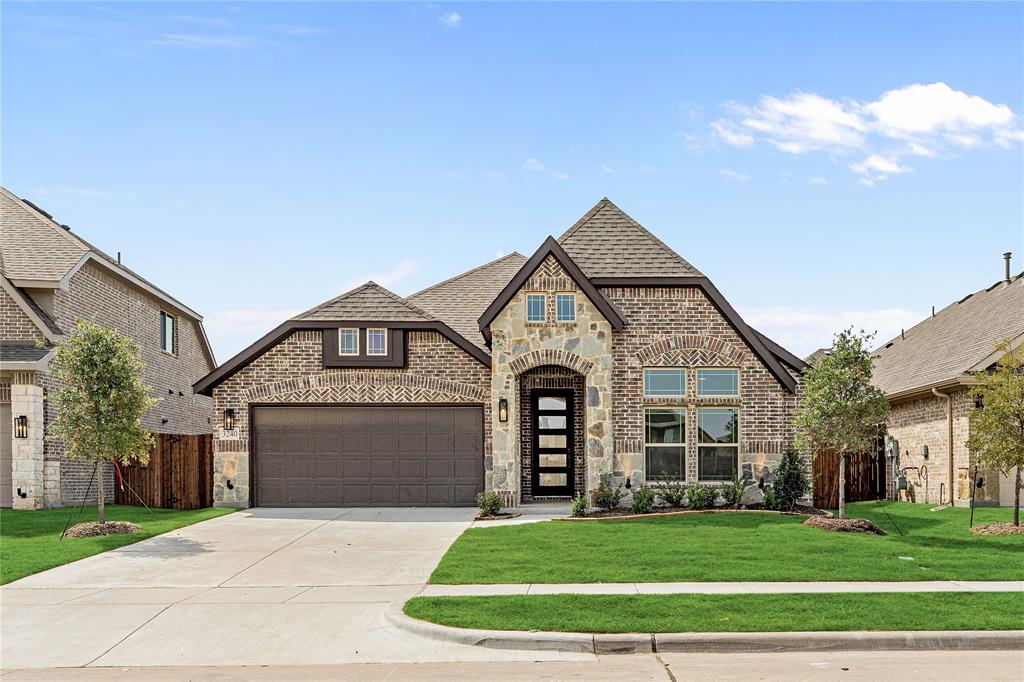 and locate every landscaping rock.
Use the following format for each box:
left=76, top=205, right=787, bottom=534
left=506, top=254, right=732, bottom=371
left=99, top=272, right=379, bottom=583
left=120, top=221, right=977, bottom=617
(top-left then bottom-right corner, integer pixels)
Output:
left=802, top=516, right=886, bottom=535
left=64, top=521, right=141, bottom=538
left=970, top=522, right=1024, bottom=536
